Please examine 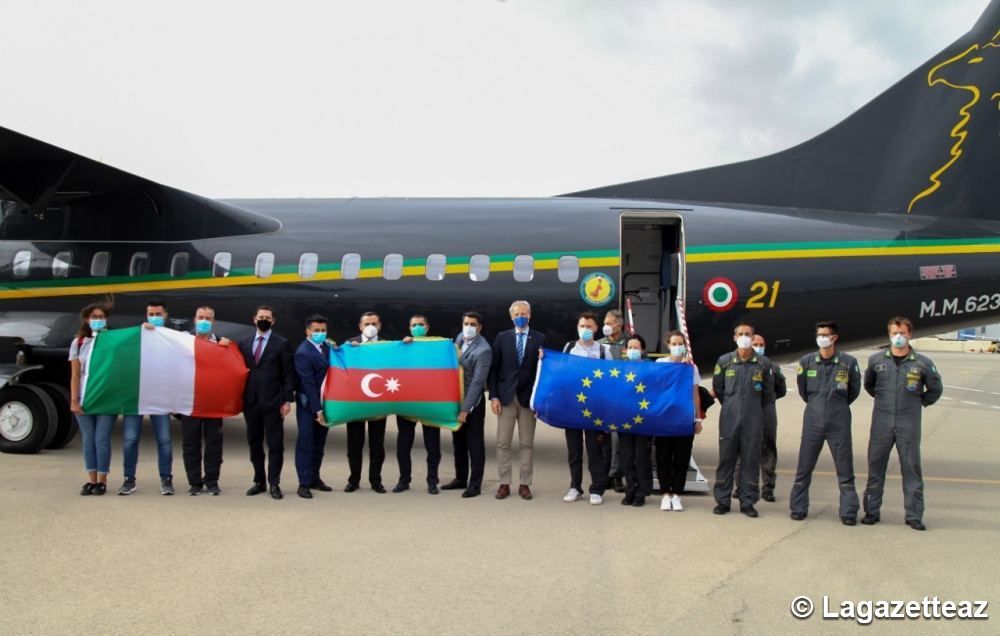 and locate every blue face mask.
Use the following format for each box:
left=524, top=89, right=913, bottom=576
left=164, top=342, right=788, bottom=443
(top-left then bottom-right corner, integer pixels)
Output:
left=195, top=319, right=213, bottom=335
left=310, top=331, right=327, bottom=345
left=626, top=349, right=642, bottom=361
left=578, top=327, right=594, bottom=342
left=410, top=325, right=427, bottom=338
left=753, top=345, right=766, bottom=356
left=512, top=316, right=529, bottom=329
left=89, top=319, right=106, bottom=332
left=147, top=315, right=165, bottom=328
